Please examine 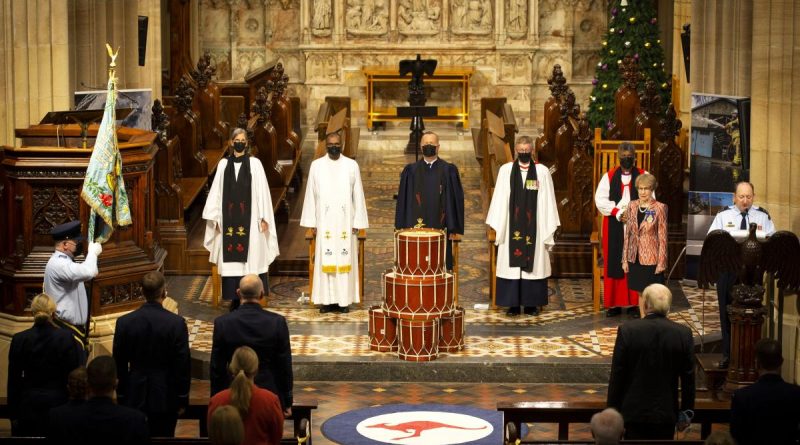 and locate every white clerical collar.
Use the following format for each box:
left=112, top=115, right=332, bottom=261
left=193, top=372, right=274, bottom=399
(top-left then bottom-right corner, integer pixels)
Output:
left=425, top=158, right=438, bottom=167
